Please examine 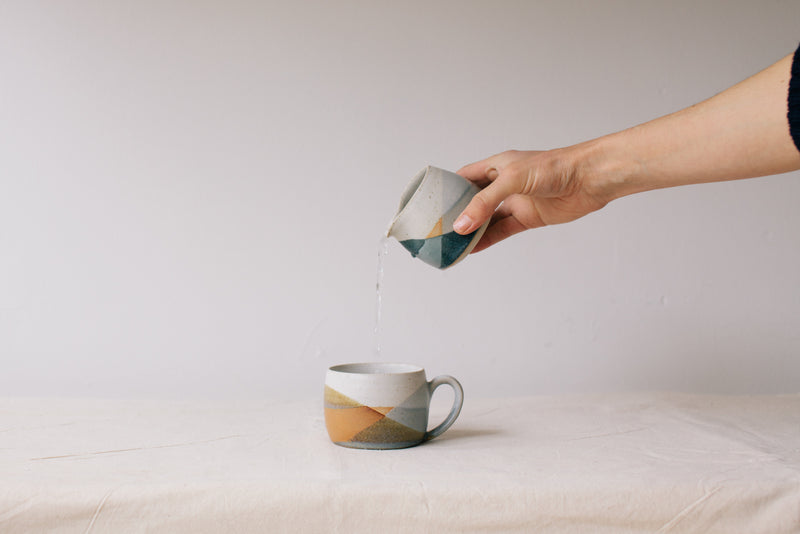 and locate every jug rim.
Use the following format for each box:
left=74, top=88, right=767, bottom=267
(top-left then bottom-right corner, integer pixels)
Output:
left=385, top=165, right=433, bottom=238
